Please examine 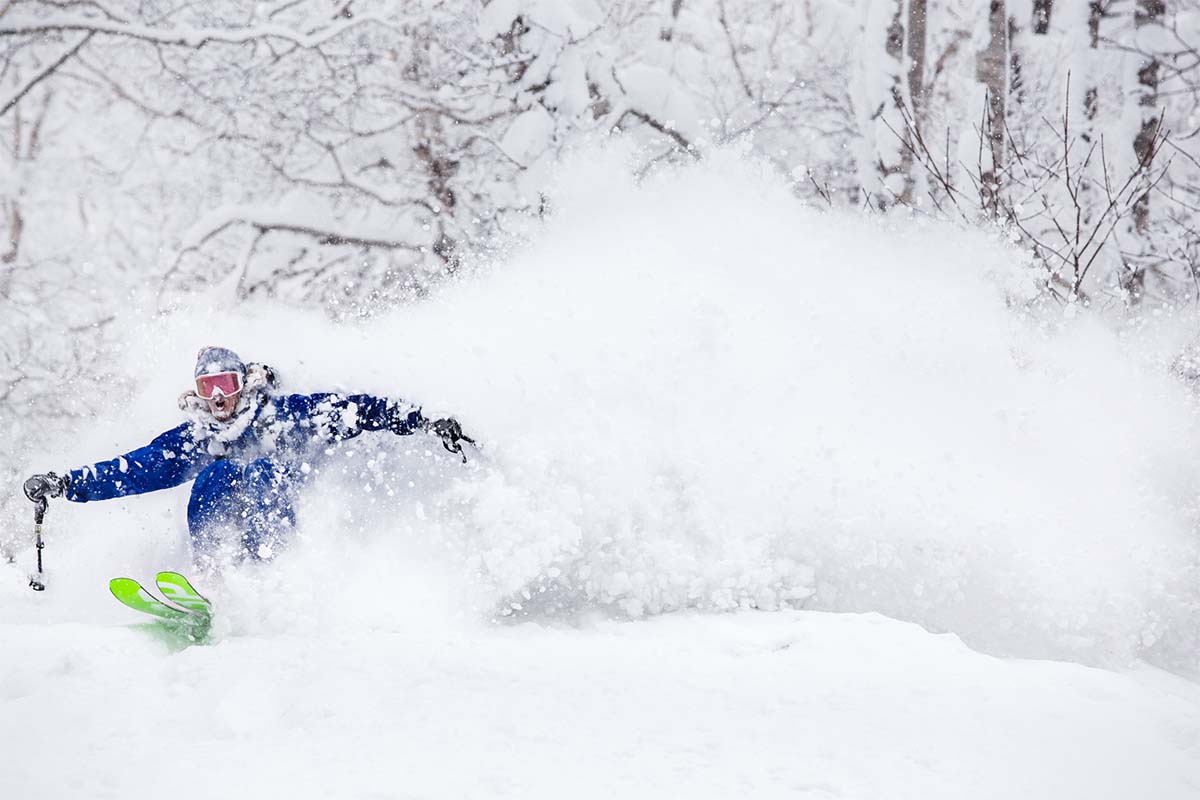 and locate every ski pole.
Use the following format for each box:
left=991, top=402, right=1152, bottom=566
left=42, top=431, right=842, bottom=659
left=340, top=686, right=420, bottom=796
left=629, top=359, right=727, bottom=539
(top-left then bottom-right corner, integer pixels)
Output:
left=29, top=496, right=47, bottom=591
